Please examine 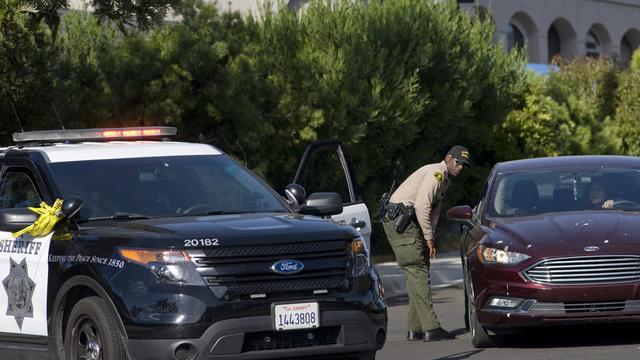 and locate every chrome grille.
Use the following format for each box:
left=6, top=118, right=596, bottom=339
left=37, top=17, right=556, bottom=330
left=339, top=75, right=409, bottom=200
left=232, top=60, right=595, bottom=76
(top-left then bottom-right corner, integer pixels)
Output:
left=523, top=256, right=640, bottom=285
